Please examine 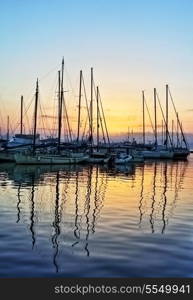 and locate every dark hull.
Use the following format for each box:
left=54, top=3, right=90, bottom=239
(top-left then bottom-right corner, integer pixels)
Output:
left=173, top=150, right=190, bottom=160
left=0, top=152, right=15, bottom=162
